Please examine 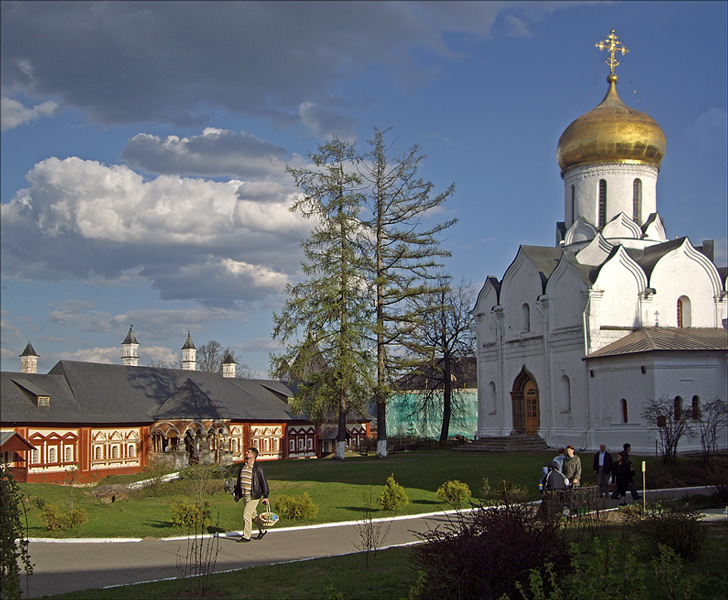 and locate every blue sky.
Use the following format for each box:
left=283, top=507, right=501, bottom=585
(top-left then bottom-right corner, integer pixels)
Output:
left=1, top=1, right=726, bottom=377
